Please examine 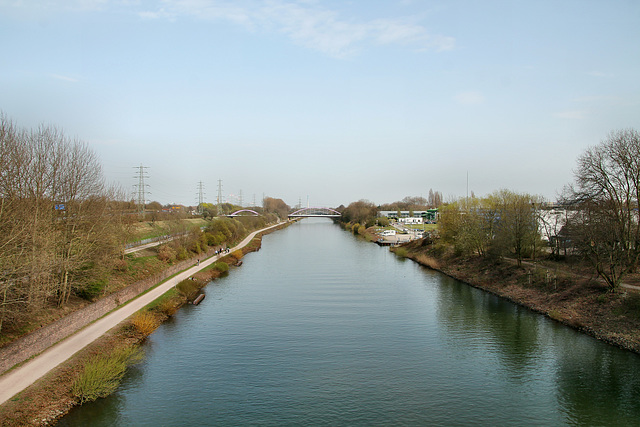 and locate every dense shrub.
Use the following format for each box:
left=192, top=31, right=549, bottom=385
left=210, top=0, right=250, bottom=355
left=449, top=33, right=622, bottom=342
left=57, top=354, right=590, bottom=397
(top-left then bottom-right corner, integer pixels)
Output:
left=158, top=298, right=178, bottom=316
left=176, top=279, right=199, bottom=298
left=114, top=259, right=128, bottom=272
left=232, top=249, right=244, bottom=260
left=176, top=247, right=189, bottom=261
left=72, top=346, right=143, bottom=403
left=622, top=293, right=640, bottom=319
left=394, top=248, right=408, bottom=258
left=157, top=245, right=176, bottom=262
left=213, top=262, right=229, bottom=273
left=190, top=241, right=202, bottom=254
left=207, top=231, right=226, bottom=246
left=131, top=311, right=159, bottom=336
left=199, top=233, right=209, bottom=252
left=76, top=279, right=107, bottom=301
